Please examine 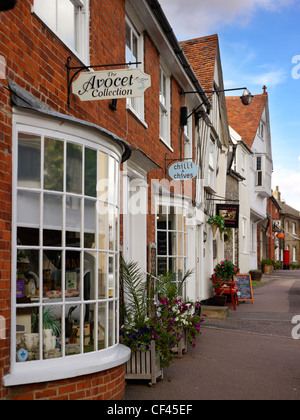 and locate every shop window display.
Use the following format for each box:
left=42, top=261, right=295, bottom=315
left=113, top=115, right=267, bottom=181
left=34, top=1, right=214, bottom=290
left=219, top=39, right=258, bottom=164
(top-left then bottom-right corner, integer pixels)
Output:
left=15, top=131, right=120, bottom=363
